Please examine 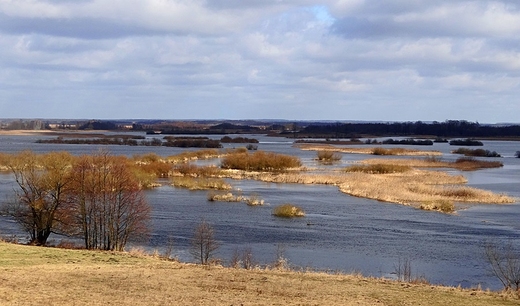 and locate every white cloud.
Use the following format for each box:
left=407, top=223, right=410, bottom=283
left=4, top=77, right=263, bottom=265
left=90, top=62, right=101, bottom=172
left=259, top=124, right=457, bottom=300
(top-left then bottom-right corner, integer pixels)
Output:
left=1, top=0, right=520, bottom=122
